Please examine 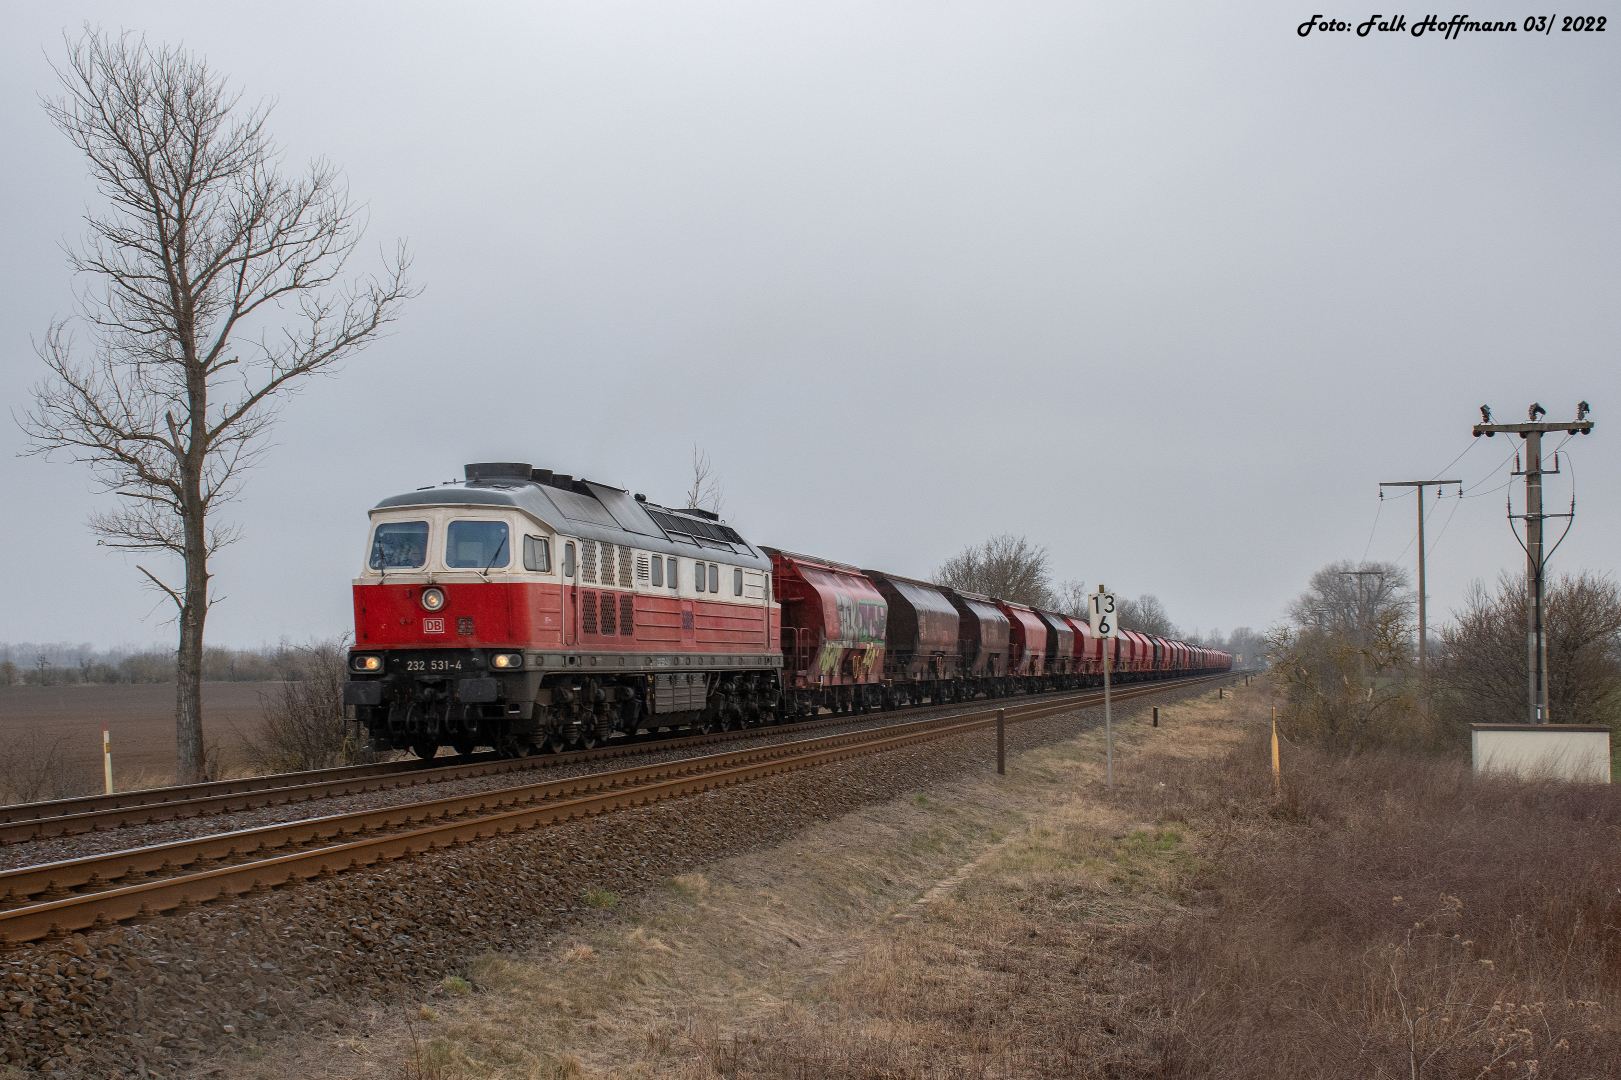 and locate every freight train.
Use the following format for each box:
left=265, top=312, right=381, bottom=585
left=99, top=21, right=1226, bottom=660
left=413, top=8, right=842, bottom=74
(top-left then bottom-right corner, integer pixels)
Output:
left=342, top=463, right=1231, bottom=759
